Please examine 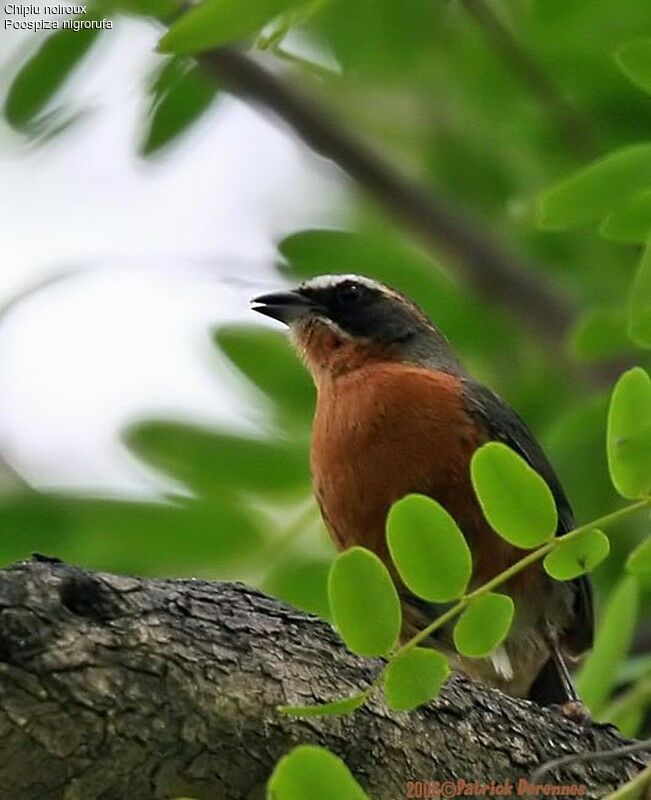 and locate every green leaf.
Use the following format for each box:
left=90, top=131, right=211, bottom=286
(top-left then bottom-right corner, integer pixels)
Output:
left=629, top=240, right=651, bottom=348
left=601, top=191, right=651, bottom=244
left=328, top=547, right=401, bottom=657
left=0, top=492, right=262, bottom=576
left=578, top=576, right=640, bottom=713
left=383, top=647, right=449, bottom=711
left=125, top=421, right=308, bottom=497
left=543, top=530, right=610, bottom=580
left=159, top=0, right=304, bottom=54
left=569, top=307, right=632, bottom=362
left=264, top=555, right=332, bottom=620
left=470, top=442, right=557, bottom=547
left=616, top=38, right=651, bottom=95
left=142, top=58, right=218, bottom=156
left=268, top=745, right=369, bottom=800
left=278, top=691, right=369, bottom=717
left=214, top=325, right=315, bottom=432
left=452, top=593, right=514, bottom=658
left=606, top=367, right=651, bottom=498
left=626, top=537, right=651, bottom=576
left=5, top=27, right=101, bottom=130
left=386, top=494, right=472, bottom=602
left=538, top=144, right=651, bottom=230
